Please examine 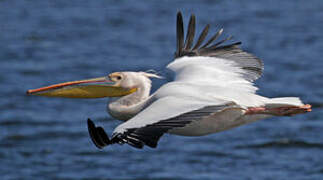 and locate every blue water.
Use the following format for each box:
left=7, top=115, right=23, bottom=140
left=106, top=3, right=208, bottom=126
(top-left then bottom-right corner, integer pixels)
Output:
left=1, top=0, right=323, bottom=179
